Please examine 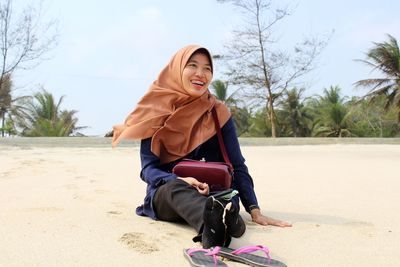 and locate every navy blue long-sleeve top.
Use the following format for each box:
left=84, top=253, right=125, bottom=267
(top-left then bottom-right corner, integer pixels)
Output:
left=136, top=117, right=259, bottom=219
